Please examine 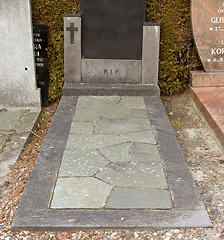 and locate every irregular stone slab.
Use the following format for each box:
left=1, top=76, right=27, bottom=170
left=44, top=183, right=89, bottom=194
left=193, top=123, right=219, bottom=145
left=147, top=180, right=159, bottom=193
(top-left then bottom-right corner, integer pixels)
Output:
left=130, top=147, right=161, bottom=163
left=106, top=188, right=172, bottom=209
left=128, top=109, right=149, bottom=118
left=99, top=142, right=133, bottom=163
left=73, top=108, right=99, bottom=121
left=96, top=162, right=168, bottom=188
left=51, top=177, right=112, bottom=208
left=0, top=133, right=8, bottom=149
left=132, top=142, right=158, bottom=154
left=0, top=111, right=23, bottom=130
left=119, top=97, right=146, bottom=109
left=121, top=130, right=157, bottom=144
left=76, top=96, right=120, bottom=110
left=59, top=149, right=109, bottom=177
left=70, top=121, right=94, bottom=134
left=66, top=133, right=127, bottom=150
left=98, top=105, right=130, bottom=119
left=95, top=118, right=151, bottom=134
left=15, top=111, right=40, bottom=133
